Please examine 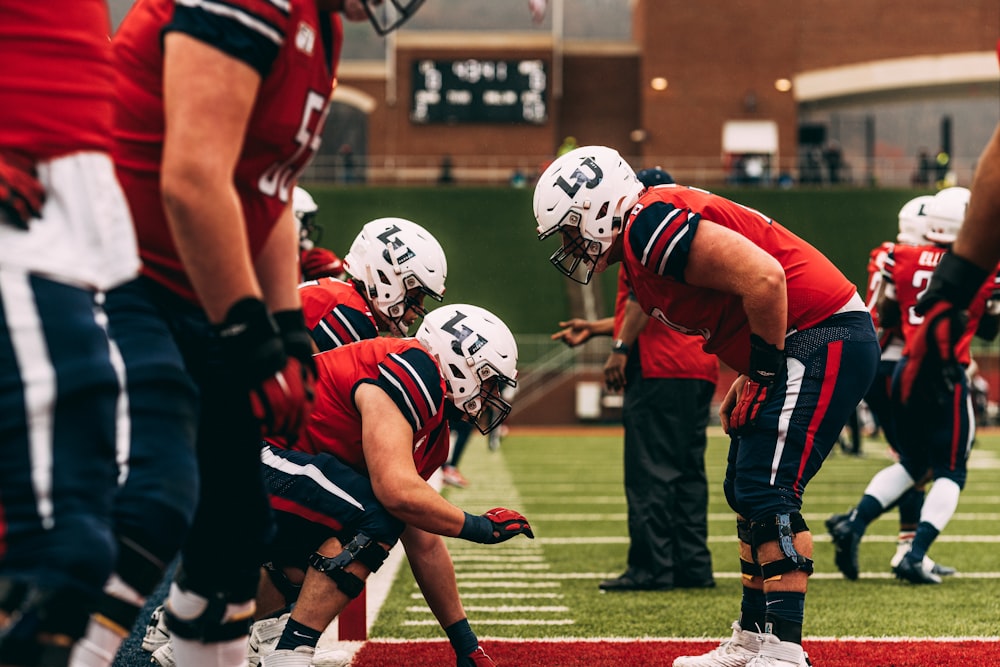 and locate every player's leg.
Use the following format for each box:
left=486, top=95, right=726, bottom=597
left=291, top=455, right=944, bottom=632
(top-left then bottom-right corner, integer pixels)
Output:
left=160, top=303, right=274, bottom=667
left=0, top=271, right=120, bottom=665
left=258, top=445, right=403, bottom=667
left=70, top=277, right=199, bottom=667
